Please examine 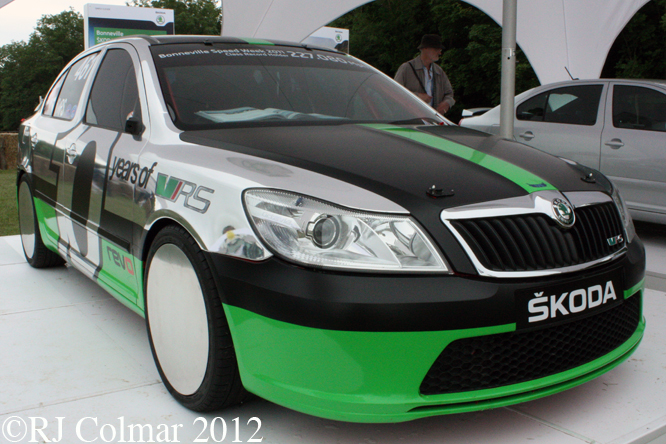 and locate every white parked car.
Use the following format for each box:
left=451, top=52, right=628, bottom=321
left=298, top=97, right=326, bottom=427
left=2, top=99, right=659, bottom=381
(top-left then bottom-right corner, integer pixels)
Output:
left=460, top=79, right=666, bottom=224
